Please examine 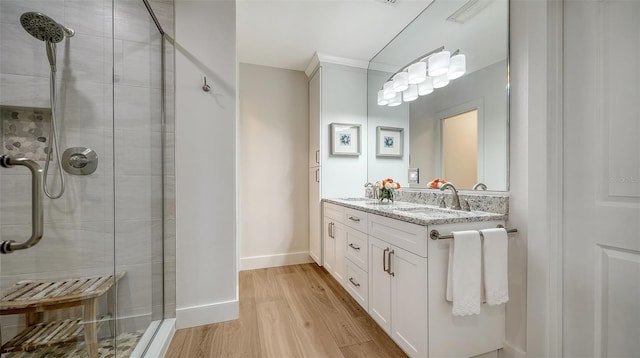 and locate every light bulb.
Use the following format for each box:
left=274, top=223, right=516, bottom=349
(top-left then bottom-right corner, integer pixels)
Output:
left=433, top=74, right=450, bottom=89
left=408, top=61, right=427, bottom=84
left=428, top=51, right=450, bottom=77
left=448, top=54, right=466, bottom=80
left=392, top=72, right=409, bottom=92
left=403, top=84, right=418, bottom=102
left=418, top=77, right=434, bottom=96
